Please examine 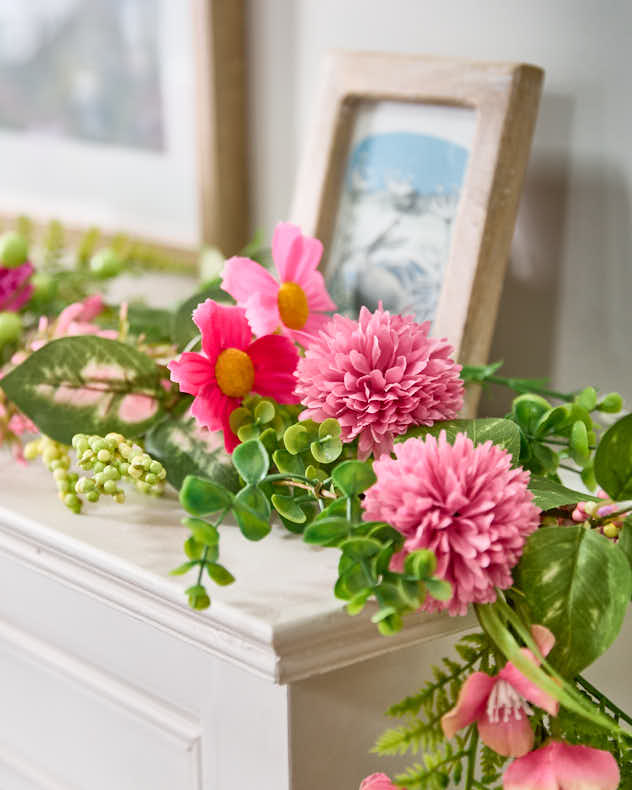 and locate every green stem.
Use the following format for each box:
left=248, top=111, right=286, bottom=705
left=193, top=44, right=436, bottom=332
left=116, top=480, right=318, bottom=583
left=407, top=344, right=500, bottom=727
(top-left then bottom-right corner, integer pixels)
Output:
left=196, top=546, right=209, bottom=587
left=465, top=725, right=478, bottom=790
left=483, top=375, right=575, bottom=402
left=593, top=506, right=632, bottom=527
